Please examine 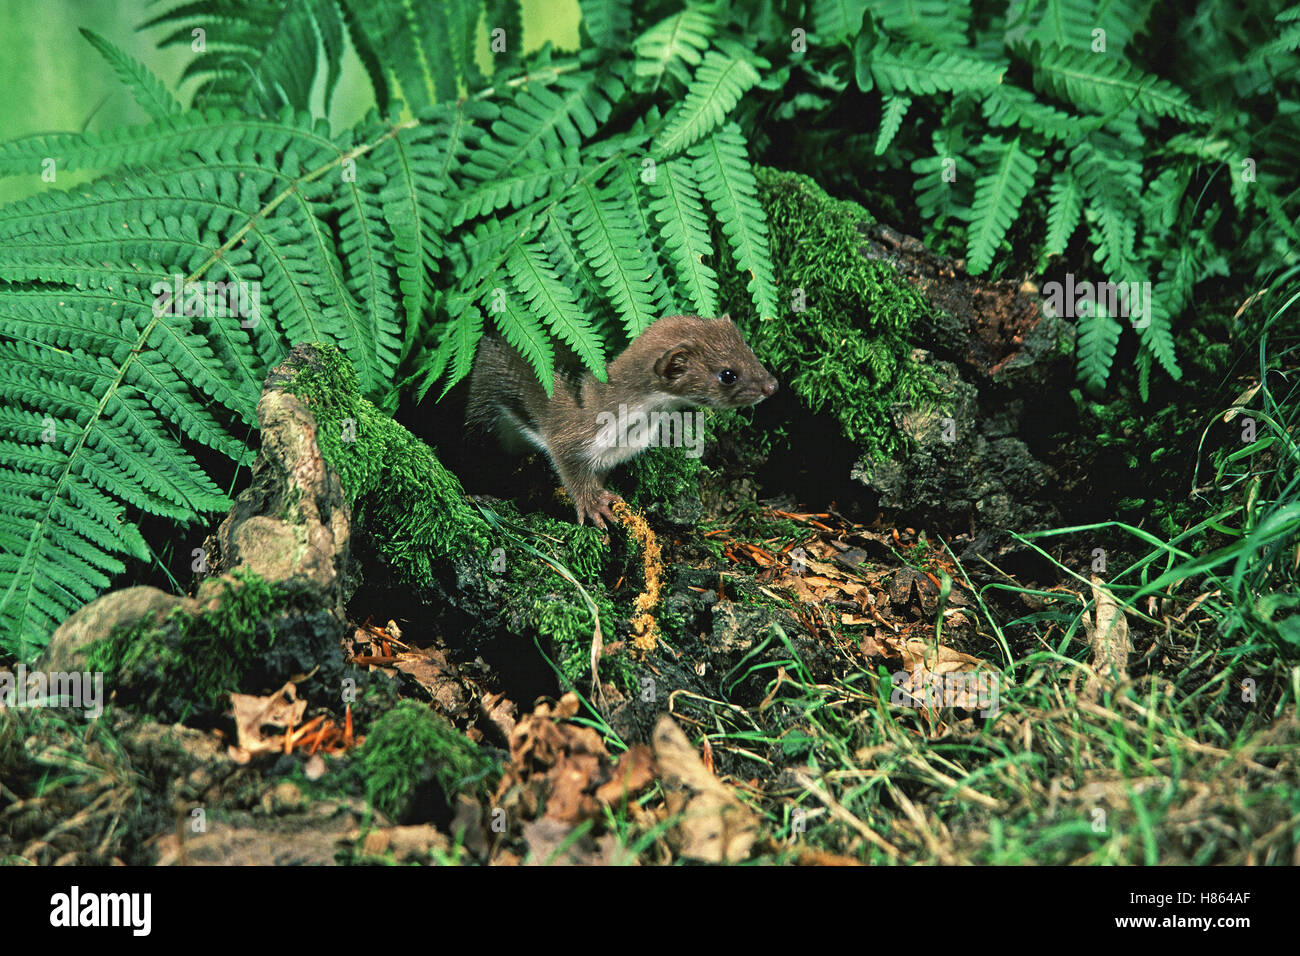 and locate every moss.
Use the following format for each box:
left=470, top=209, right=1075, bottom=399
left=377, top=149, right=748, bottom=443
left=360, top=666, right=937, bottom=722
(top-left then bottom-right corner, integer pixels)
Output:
left=721, top=167, right=943, bottom=461
left=86, top=569, right=293, bottom=720
left=358, top=700, right=497, bottom=820
left=279, top=343, right=490, bottom=587
left=479, top=504, right=637, bottom=691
